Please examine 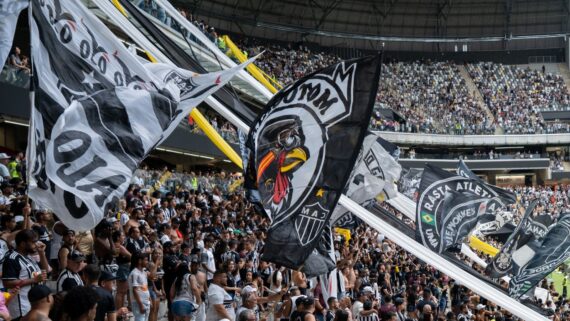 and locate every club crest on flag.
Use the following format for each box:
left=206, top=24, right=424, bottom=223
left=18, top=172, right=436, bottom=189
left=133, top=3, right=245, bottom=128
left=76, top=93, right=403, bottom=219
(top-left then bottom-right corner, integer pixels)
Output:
left=252, top=62, right=356, bottom=227
left=296, top=202, right=330, bottom=246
